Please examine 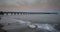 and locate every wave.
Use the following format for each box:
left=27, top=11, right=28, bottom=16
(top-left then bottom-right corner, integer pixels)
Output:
left=12, top=19, right=55, bottom=31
